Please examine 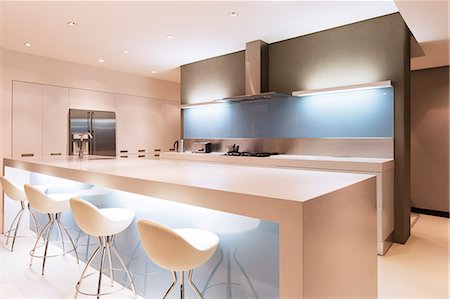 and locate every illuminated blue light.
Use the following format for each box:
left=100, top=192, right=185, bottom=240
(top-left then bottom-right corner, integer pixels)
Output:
left=6, top=169, right=279, bottom=298
left=183, top=87, right=393, bottom=138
